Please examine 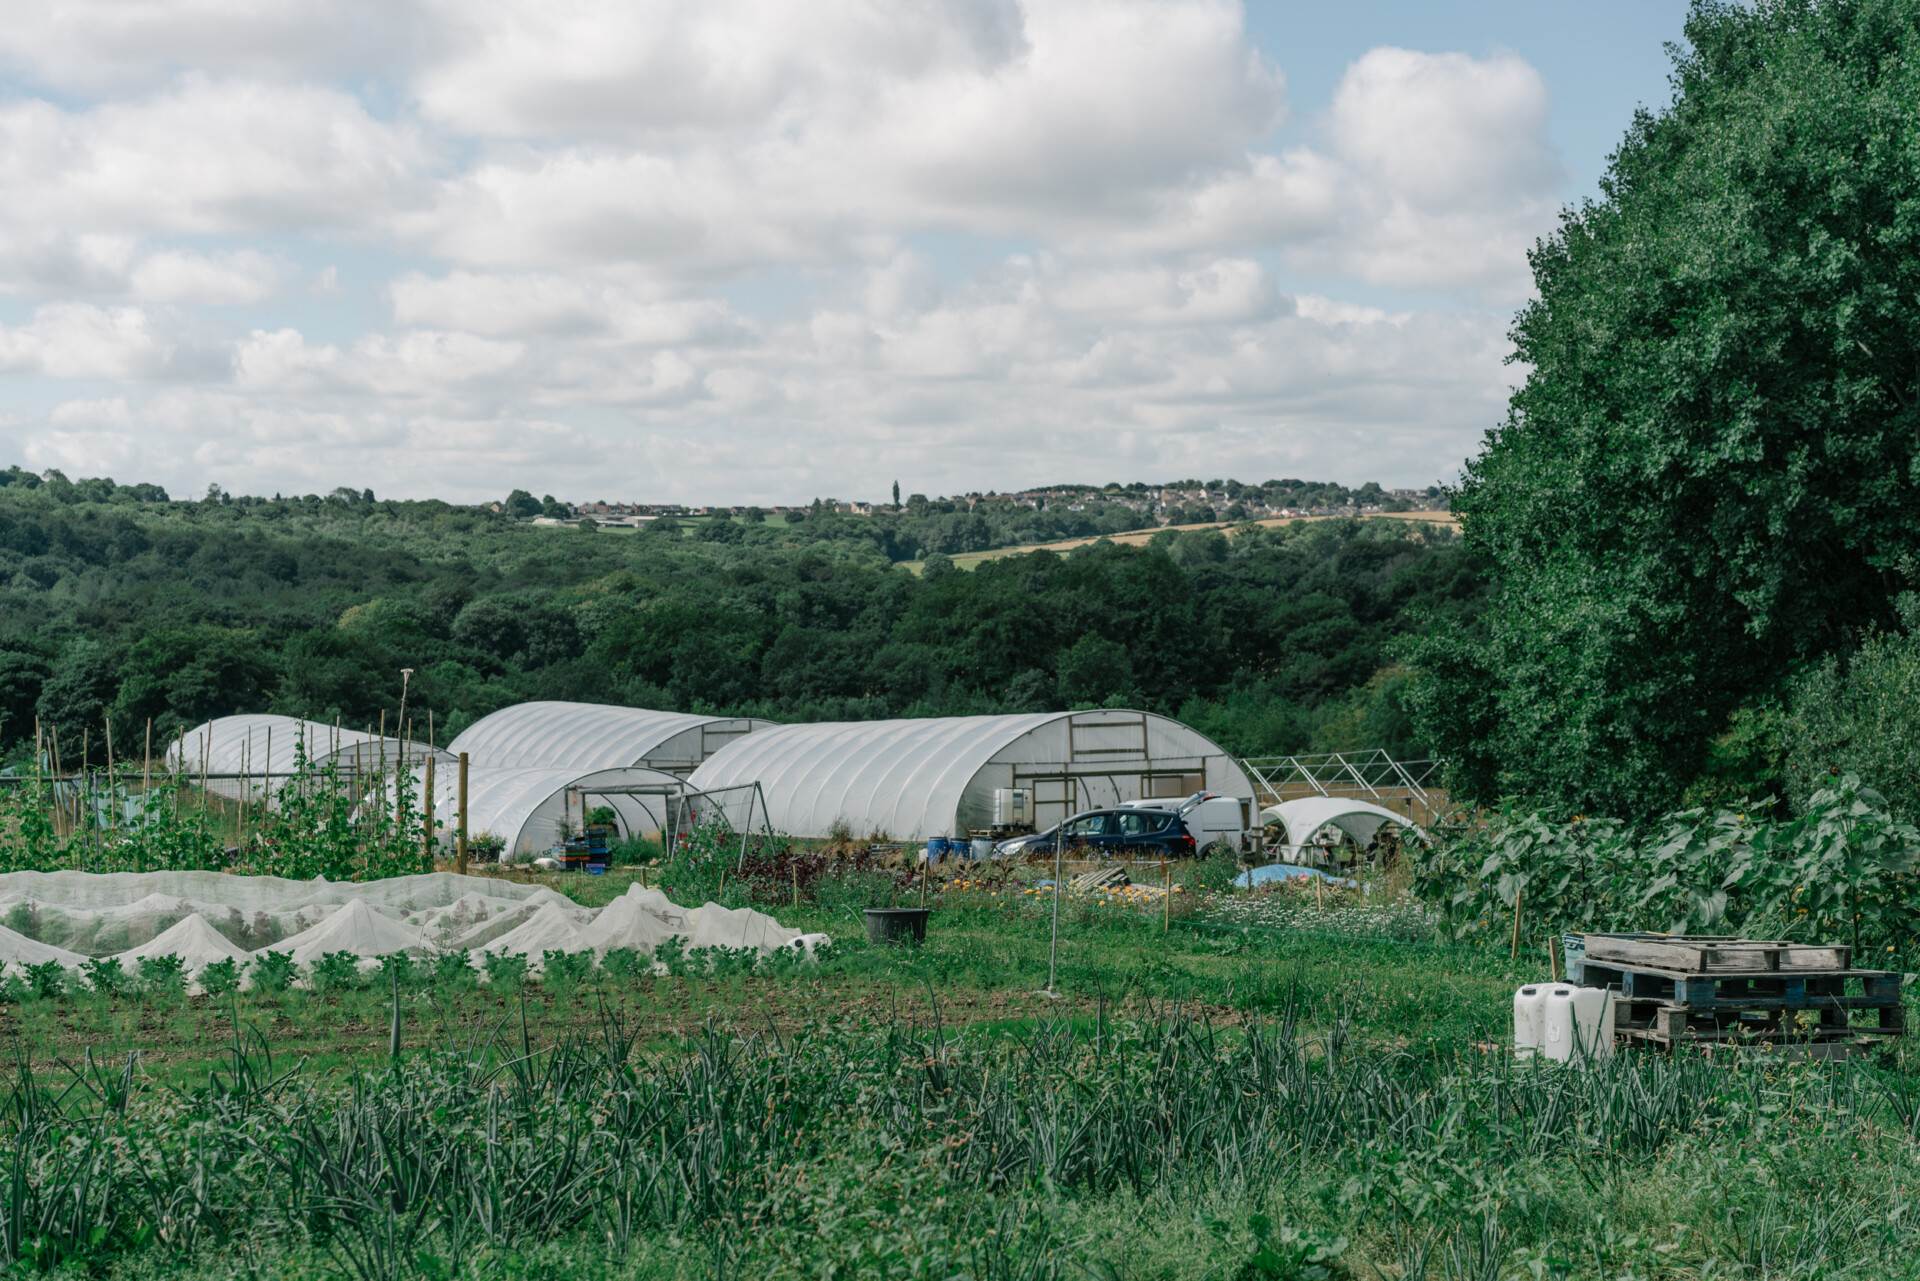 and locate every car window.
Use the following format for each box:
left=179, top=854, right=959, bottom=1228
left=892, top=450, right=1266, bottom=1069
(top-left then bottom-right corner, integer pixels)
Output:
left=1117, top=812, right=1159, bottom=836
left=1065, top=813, right=1112, bottom=837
